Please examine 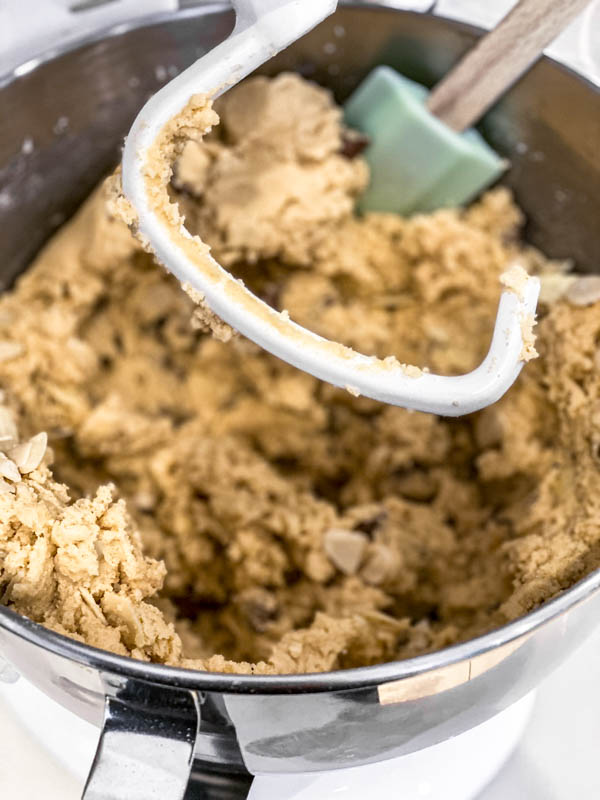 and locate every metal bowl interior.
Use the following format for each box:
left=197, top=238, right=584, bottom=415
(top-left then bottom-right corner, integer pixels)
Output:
left=0, top=2, right=599, bottom=699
